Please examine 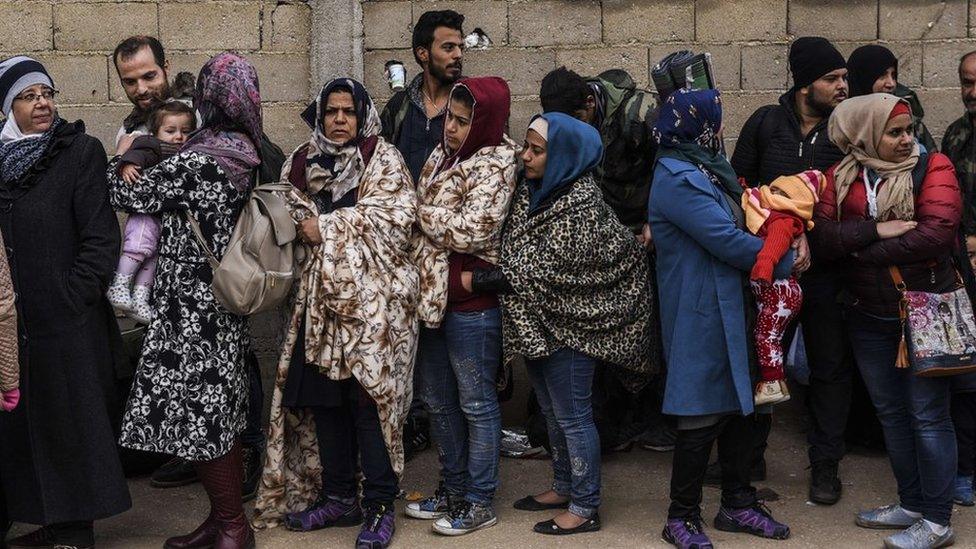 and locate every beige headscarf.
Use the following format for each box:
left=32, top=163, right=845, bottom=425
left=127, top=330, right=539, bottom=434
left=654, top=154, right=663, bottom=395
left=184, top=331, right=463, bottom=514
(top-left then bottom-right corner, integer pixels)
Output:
left=827, top=93, right=920, bottom=221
